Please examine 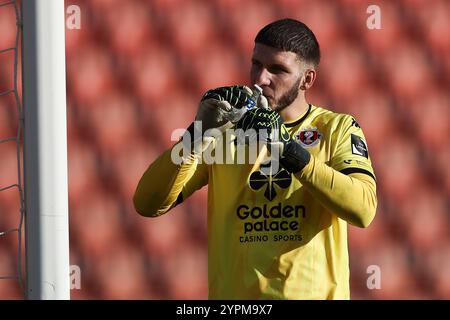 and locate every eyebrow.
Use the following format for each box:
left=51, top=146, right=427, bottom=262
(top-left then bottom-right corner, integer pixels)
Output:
left=252, top=58, right=289, bottom=71
left=270, top=63, right=288, bottom=70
